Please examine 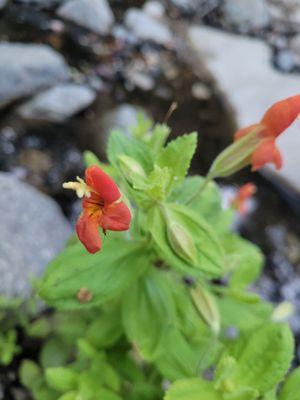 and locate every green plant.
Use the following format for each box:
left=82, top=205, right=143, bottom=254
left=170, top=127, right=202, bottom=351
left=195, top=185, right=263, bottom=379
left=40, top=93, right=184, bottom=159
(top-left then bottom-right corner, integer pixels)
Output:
left=18, top=95, right=300, bottom=399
